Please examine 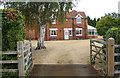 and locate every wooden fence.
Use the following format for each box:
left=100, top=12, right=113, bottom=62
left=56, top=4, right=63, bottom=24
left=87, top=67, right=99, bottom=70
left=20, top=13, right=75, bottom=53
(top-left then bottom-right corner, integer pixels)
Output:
left=1, top=40, right=33, bottom=76
left=90, top=38, right=120, bottom=76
